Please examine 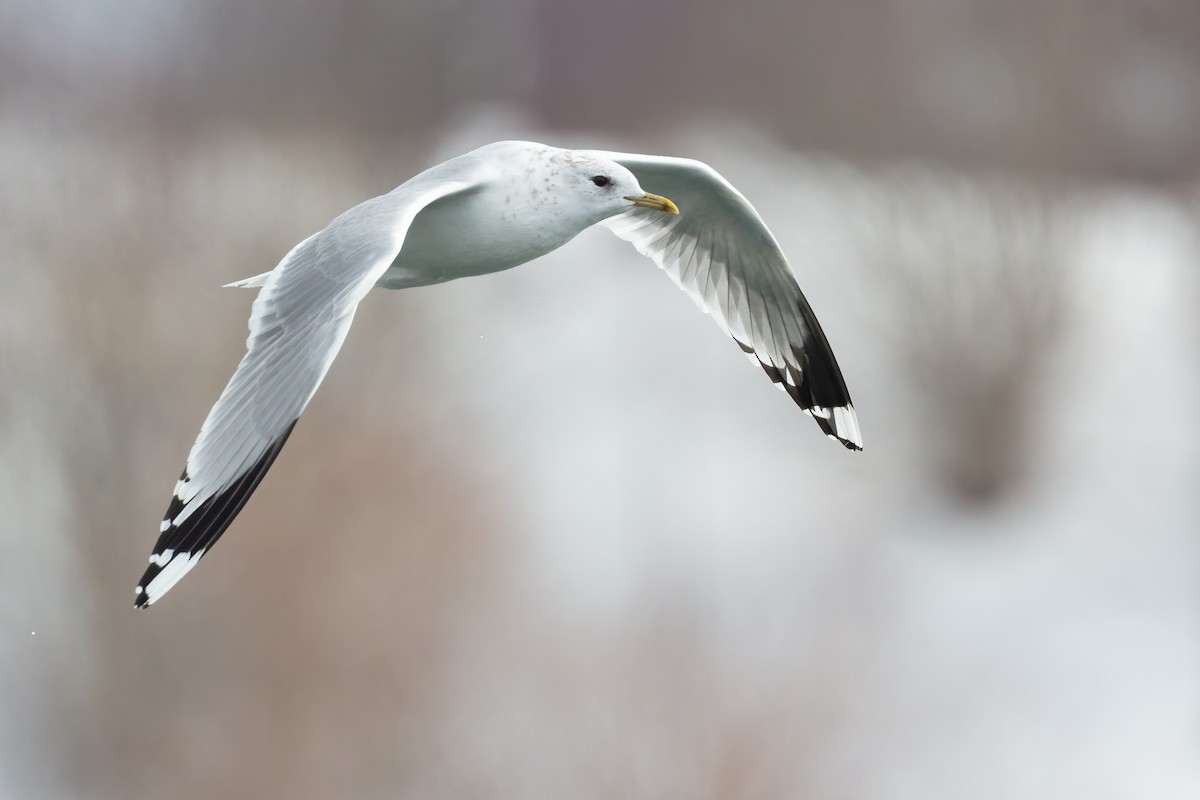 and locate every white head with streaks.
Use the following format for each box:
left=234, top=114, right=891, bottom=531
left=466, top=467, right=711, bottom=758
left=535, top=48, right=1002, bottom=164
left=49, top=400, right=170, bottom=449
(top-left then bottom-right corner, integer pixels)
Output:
left=482, top=140, right=678, bottom=229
